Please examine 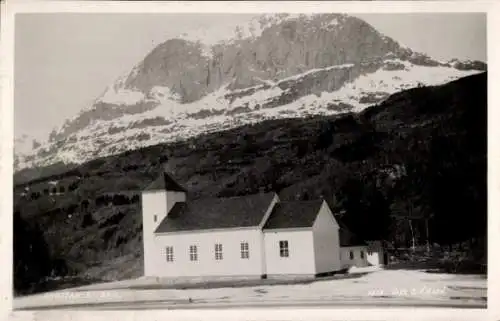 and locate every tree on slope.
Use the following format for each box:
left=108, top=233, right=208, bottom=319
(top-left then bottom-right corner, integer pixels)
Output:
left=13, top=210, right=53, bottom=294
